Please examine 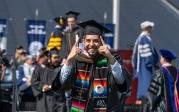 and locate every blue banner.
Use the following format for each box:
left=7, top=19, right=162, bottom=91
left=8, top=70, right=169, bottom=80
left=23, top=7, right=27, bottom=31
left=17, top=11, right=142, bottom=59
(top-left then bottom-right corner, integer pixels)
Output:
left=104, top=23, right=114, bottom=48
left=0, top=19, right=7, bottom=50
left=26, top=20, right=46, bottom=56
